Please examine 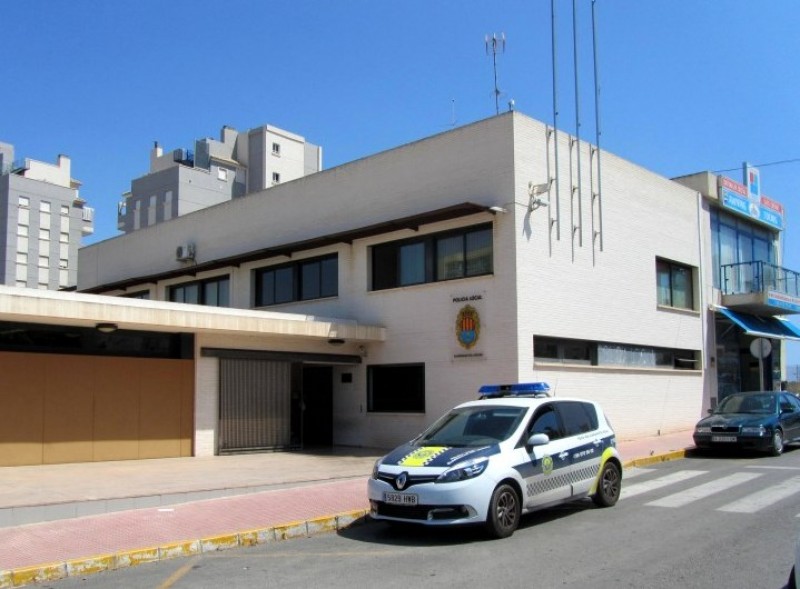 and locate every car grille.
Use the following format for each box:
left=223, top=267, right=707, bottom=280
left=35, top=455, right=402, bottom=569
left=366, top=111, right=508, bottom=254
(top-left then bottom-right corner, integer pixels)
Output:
left=375, top=502, right=467, bottom=521
left=376, top=473, right=438, bottom=490
left=710, top=426, right=741, bottom=433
